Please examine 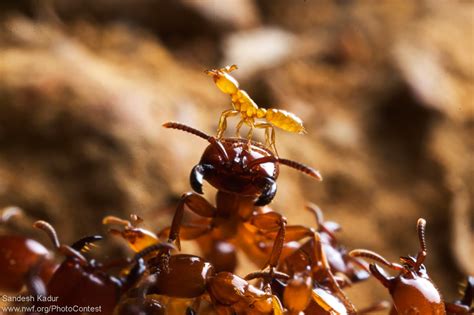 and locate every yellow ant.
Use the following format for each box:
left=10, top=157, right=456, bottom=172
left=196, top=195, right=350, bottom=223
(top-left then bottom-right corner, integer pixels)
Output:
left=205, top=65, right=306, bottom=155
